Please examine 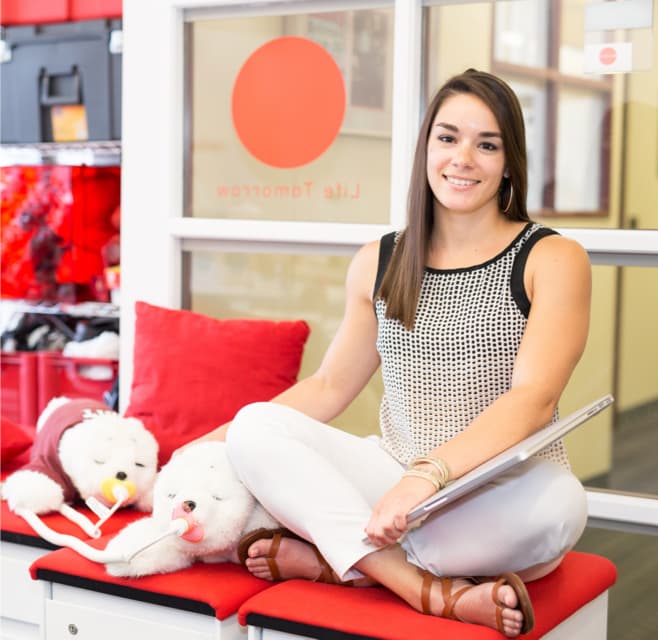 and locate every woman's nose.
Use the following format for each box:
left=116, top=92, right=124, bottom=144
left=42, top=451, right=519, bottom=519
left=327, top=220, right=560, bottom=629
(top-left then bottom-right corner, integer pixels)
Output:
left=451, top=143, right=473, bottom=167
